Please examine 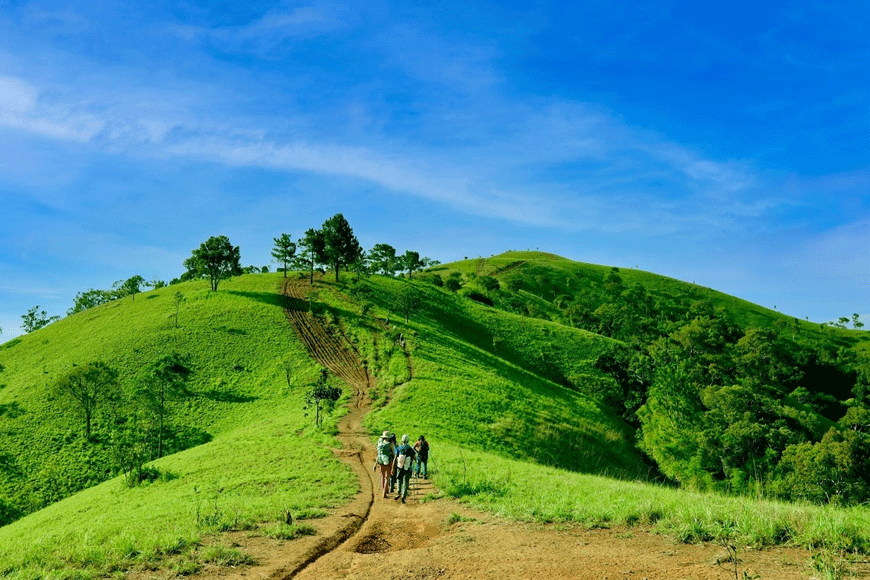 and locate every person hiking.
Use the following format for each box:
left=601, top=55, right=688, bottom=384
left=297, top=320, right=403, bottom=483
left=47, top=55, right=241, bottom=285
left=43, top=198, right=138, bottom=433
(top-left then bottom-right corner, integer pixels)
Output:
left=373, top=431, right=394, bottom=498
left=388, top=433, right=399, bottom=494
left=413, top=435, right=430, bottom=478
left=394, top=434, right=417, bottom=503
